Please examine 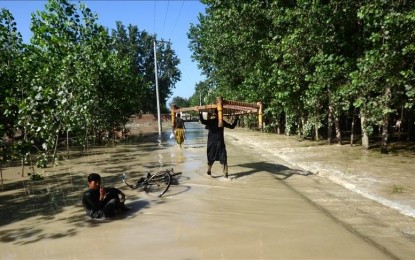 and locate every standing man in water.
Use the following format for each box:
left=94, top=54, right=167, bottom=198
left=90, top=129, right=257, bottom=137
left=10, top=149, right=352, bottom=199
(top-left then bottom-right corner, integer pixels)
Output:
left=174, top=113, right=186, bottom=149
left=199, top=109, right=238, bottom=178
